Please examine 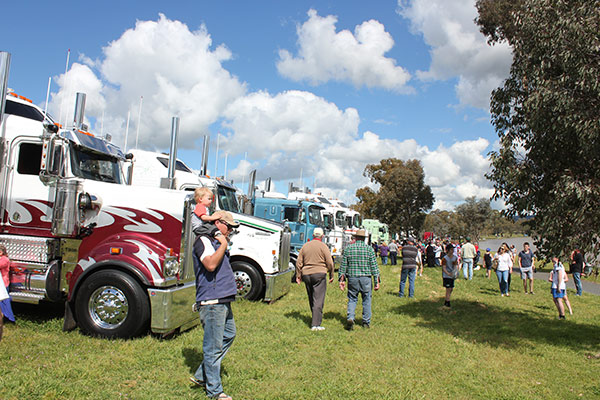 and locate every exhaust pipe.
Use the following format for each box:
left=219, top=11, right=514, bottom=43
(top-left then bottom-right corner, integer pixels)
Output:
left=0, top=52, right=11, bottom=221
left=247, top=169, right=256, bottom=199
left=73, top=92, right=86, bottom=130
left=265, top=177, right=272, bottom=192
left=160, top=116, right=179, bottom=189
left=200, top=135, right=209, bottom=175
